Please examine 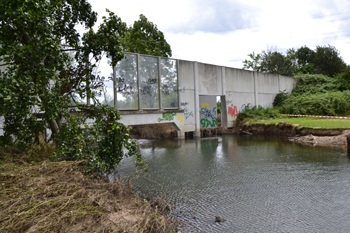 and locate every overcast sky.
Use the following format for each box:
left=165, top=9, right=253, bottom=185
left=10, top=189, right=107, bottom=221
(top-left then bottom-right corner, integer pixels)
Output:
left=87, top=0, right=350, bottom=69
